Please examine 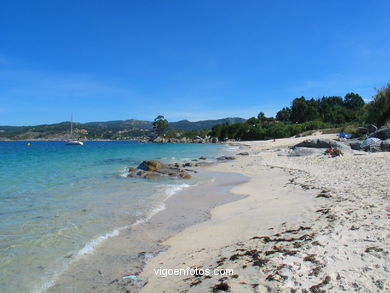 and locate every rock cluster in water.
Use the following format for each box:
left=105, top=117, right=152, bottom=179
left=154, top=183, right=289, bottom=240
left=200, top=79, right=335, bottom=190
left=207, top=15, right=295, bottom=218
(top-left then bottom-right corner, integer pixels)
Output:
left=127, top=158, right=212, bottom=179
